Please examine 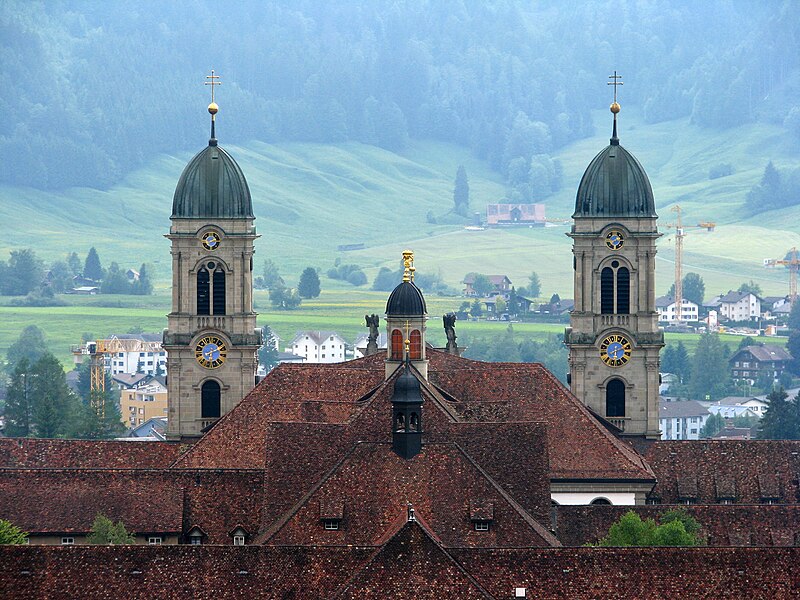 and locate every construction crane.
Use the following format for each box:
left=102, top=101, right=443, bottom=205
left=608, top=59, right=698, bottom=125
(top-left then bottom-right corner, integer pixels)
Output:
left=72, top=336, right=163, bottom=419
left=664, top=205, right=716, bottom=323
left=763, top=247, right=800, bottom=301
